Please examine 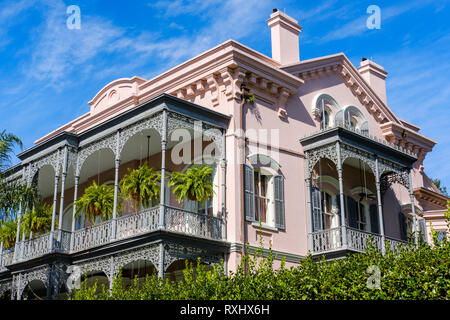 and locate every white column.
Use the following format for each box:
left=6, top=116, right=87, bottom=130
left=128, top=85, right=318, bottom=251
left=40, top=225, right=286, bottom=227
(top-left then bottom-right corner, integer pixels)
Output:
left=159, top=110, right=168, bottom=229
left=158, top=242, right=164, bottom=279
left=221, top=132, right=227, bottom=241
left=70, top=175, right=80, bottom=252
left=375, top=157, right=386, bottom=254
left=50, top=150, right=61, bottom=251
left=58, top=146, right=69, bottom=241
left=112, top=130, right=120, bottom=240
left=408, top=169, right=418, bottom=247
left=0, top=241, right=3, bottom=269
left=305, top=152, right=314, bottom=252
left=336, top=142, right=347, bottom=247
